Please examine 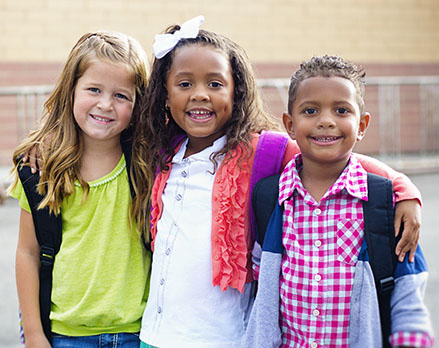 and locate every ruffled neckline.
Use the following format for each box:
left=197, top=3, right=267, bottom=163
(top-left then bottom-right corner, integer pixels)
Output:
left=74, top=155, right=126, bottom=188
